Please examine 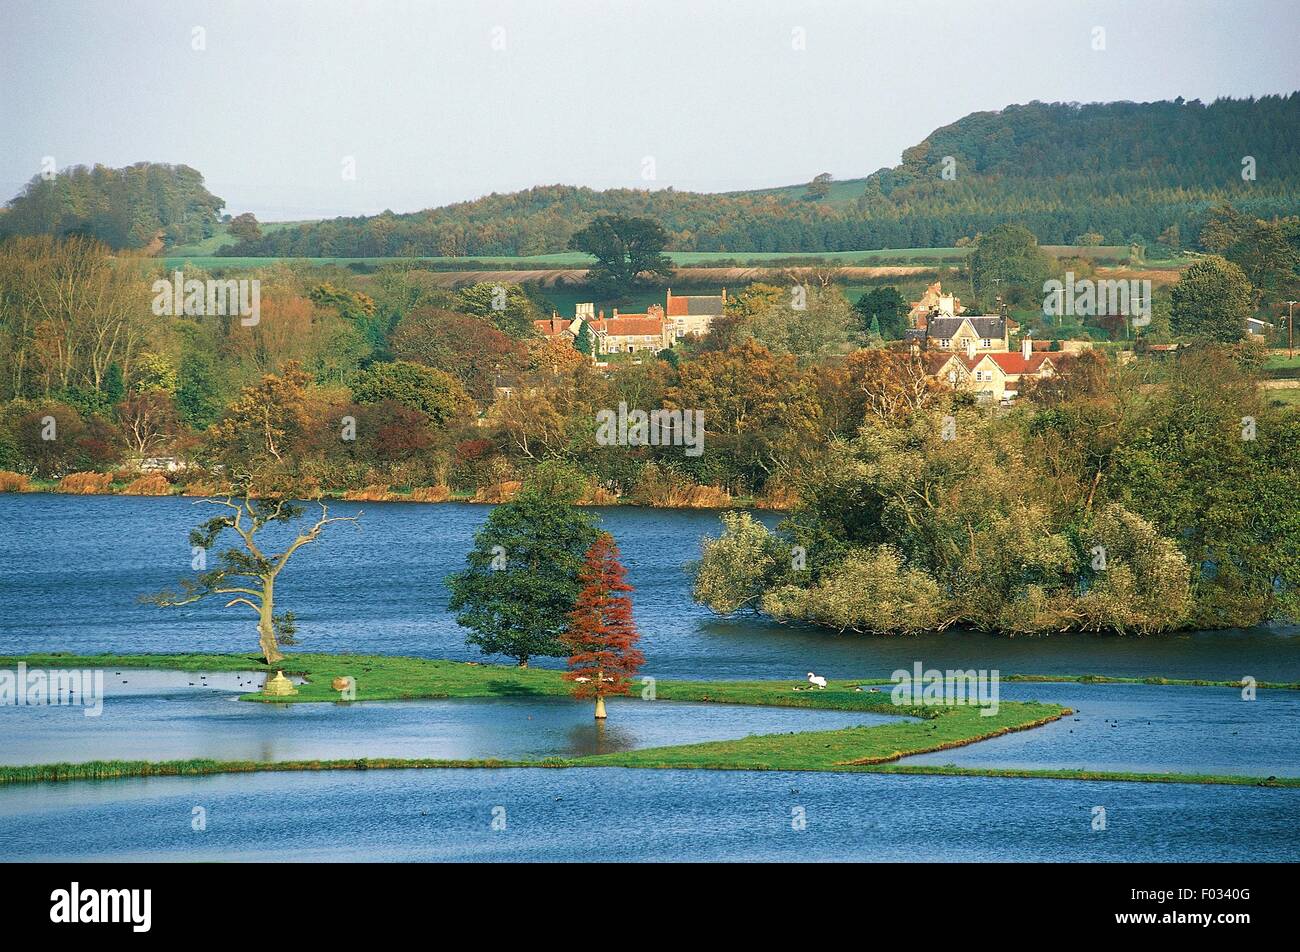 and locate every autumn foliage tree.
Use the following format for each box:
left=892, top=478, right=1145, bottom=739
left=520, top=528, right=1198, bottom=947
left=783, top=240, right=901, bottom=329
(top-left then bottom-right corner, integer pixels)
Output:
left=561, top=532, right=645, bottom=719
